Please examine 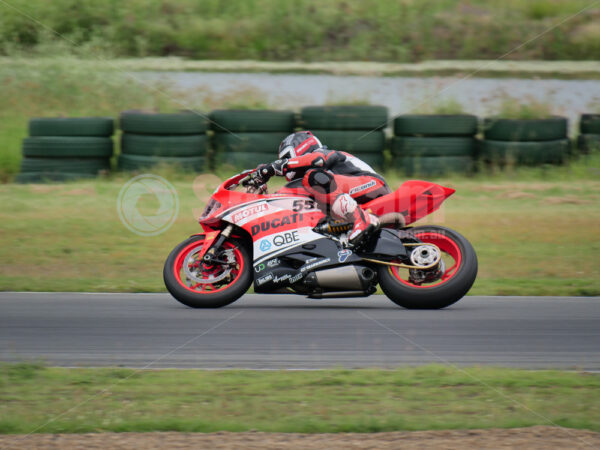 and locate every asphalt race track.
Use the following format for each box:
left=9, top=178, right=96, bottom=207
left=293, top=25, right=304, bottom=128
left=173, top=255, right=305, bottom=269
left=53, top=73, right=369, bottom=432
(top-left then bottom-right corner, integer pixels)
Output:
left=1, top=293, right=599, bottom=370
